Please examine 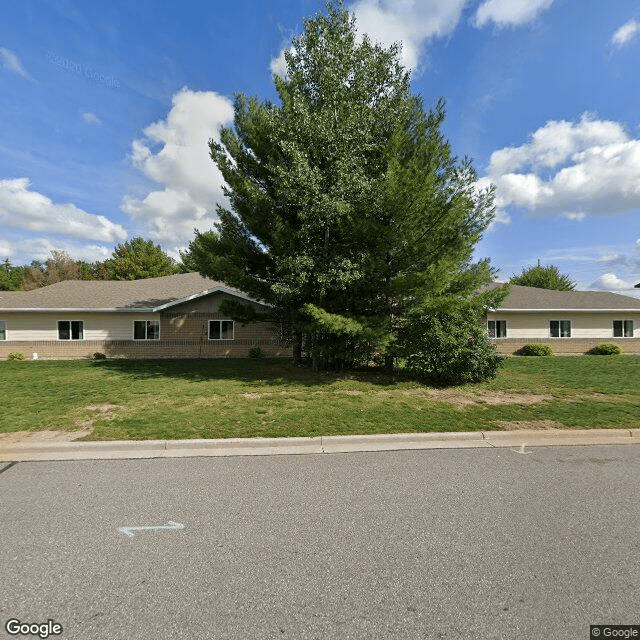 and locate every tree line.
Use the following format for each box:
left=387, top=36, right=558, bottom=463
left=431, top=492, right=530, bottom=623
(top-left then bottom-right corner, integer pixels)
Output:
left=0, top=237, right=179, bottom=291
